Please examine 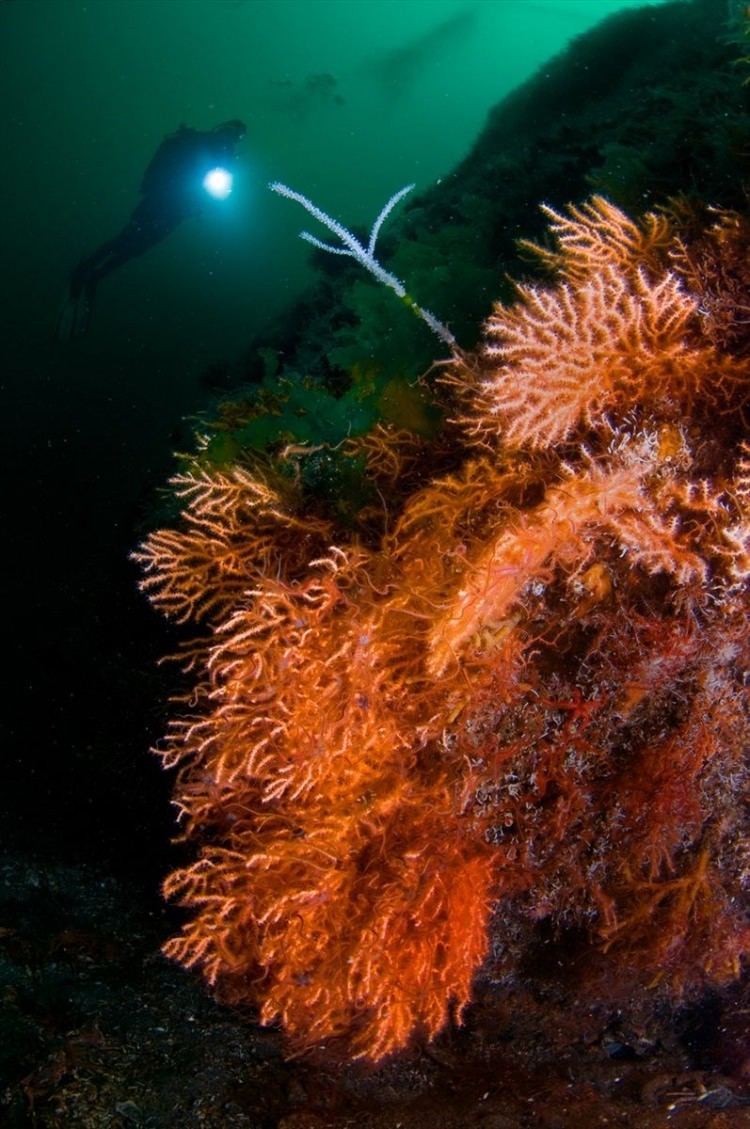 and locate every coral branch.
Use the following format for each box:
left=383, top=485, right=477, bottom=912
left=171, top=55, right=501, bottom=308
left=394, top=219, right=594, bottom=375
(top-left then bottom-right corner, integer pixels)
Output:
left=270, top=180, right=457, bottom=347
